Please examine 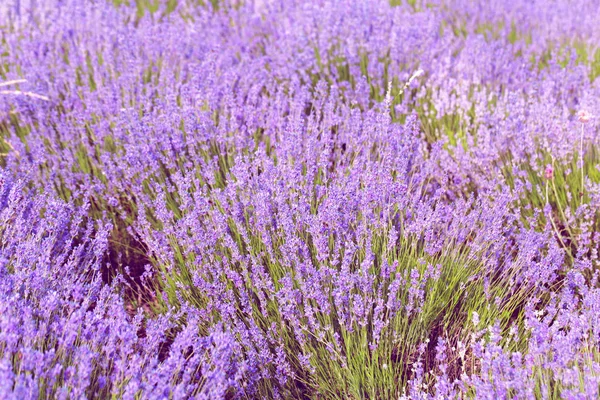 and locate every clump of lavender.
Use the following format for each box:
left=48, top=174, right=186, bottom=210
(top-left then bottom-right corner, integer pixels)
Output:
left=0, top=172, right=247, bottom=398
